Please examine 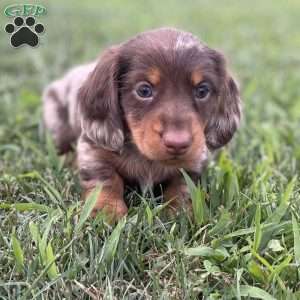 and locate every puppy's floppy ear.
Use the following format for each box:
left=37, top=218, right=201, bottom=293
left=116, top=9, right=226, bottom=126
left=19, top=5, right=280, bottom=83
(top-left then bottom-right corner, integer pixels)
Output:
left=205, top=49, right=242, bottom=150
left=78, top=46, right=124, bottom=152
